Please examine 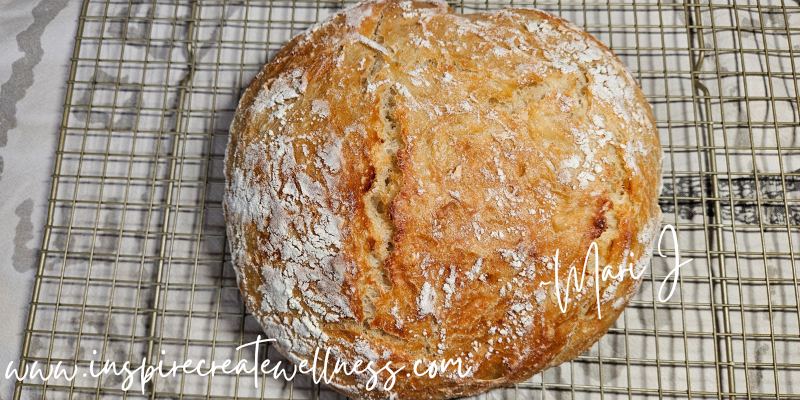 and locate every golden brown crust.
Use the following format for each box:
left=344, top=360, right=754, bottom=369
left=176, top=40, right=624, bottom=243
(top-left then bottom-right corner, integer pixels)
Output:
left=223, top=1, right=662, bottom=399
